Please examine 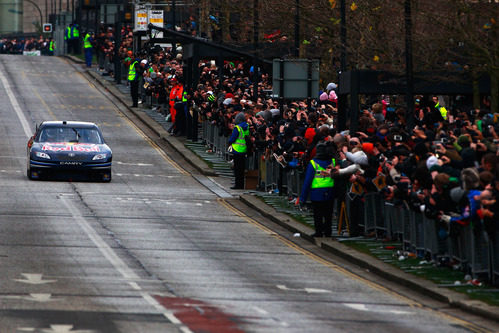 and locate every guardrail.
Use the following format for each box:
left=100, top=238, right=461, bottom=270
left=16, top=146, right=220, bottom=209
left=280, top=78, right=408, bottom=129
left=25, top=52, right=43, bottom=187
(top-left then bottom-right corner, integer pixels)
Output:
left=199, top=120, right=499, bottom=283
